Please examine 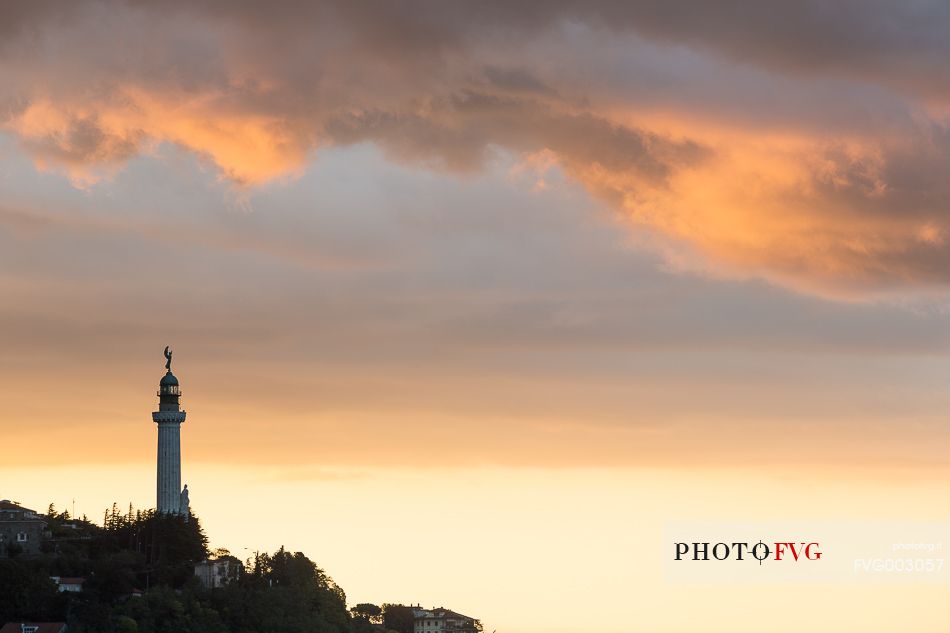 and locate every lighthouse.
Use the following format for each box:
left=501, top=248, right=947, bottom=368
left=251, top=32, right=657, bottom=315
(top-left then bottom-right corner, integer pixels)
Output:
left=152, top=346, right=188, bottom=515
